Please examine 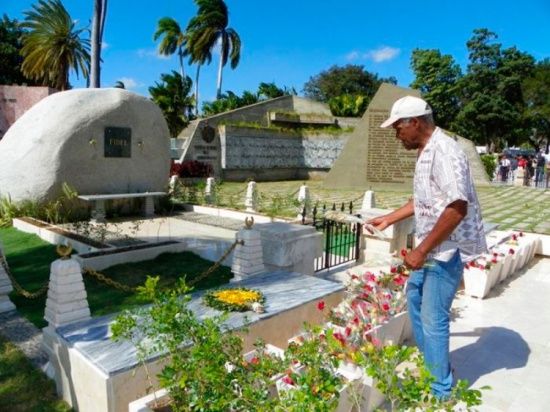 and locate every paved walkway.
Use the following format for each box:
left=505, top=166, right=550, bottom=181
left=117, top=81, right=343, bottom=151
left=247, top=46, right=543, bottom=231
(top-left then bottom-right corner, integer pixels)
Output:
left=324, top=256, right=550, bottom=412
